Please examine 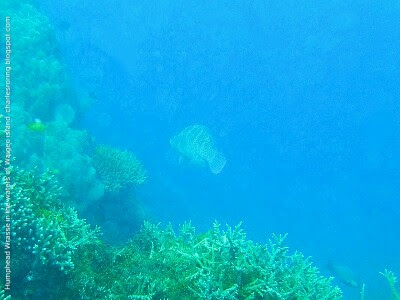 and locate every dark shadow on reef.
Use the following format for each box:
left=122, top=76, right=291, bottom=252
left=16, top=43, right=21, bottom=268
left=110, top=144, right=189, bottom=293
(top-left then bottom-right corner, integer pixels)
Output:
left=83, top=186, right=146, bottom=246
